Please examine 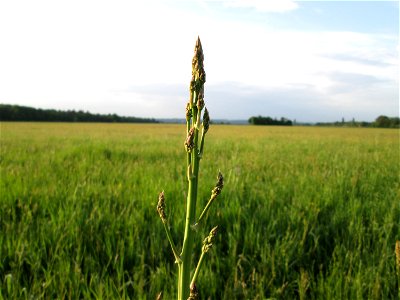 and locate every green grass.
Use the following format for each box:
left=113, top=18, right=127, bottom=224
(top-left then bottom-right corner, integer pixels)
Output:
left=1, top=122, right=399, bottom=299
